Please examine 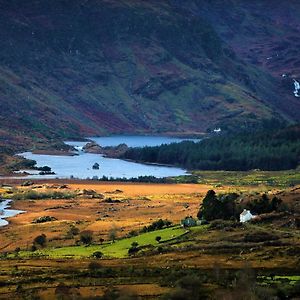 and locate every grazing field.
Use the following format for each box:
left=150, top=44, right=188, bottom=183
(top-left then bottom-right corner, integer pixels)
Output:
left=17, top=226, right=187, bottom=259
